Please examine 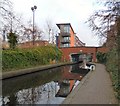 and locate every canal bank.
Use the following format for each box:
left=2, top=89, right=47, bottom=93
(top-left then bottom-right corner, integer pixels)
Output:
left=62, top=63, right=118, bottom=104
left=2, top=62, right=90, bottom=104
left=1, top=62, right=75, bottom=80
